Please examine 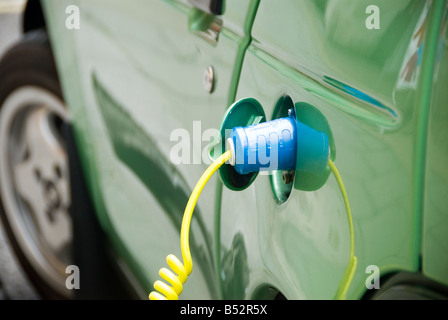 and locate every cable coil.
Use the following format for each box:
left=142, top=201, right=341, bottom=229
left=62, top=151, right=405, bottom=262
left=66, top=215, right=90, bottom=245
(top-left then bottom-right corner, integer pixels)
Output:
left=149, top=150, right=232, bottom=300
left=149, top=151, right=356, bottom=300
